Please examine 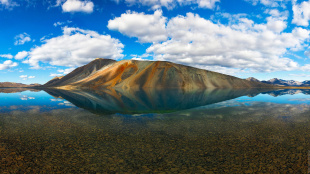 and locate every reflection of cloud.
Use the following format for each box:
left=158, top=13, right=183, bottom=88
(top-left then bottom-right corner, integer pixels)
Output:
left=57, top=101, right=75, bottom=107
left=289, top=98, right=310, bottom=101
left=21, top=97, right=28, bottom=100
left=51, top=98, right=63, bottom=102
left=20, top=95, right=35, bottom=100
